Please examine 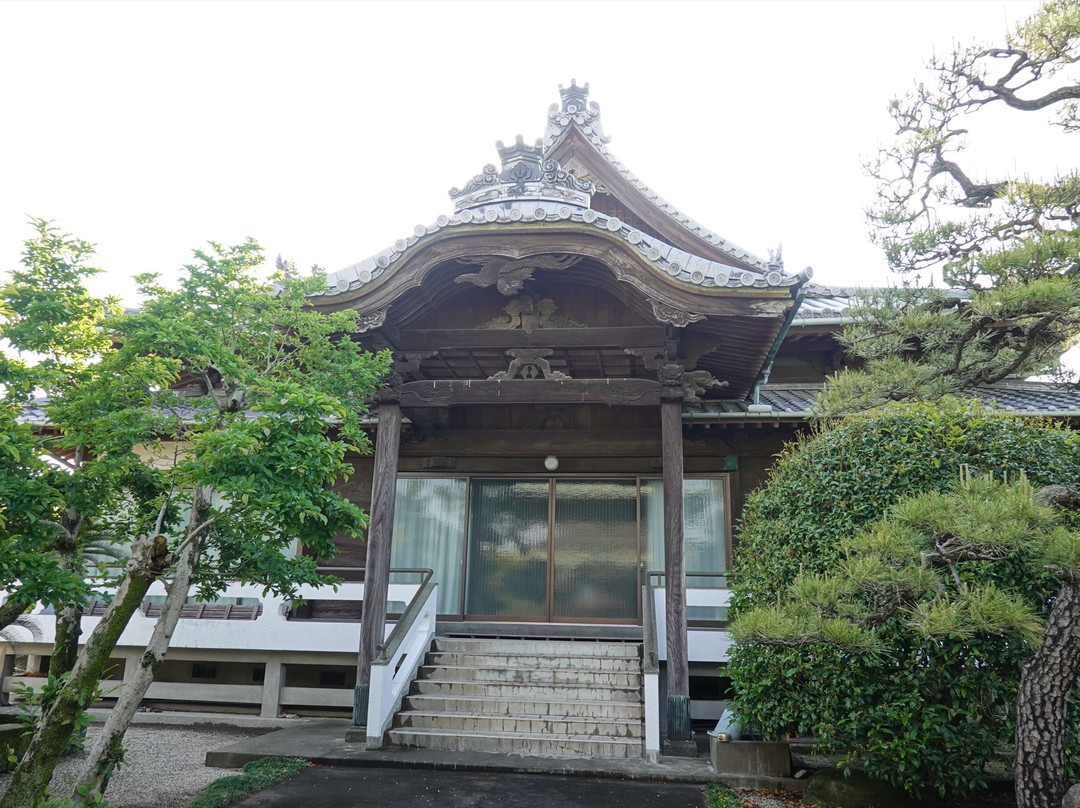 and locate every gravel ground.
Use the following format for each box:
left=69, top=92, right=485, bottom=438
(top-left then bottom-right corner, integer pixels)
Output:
left=0, top=725, right=266, bottom=808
